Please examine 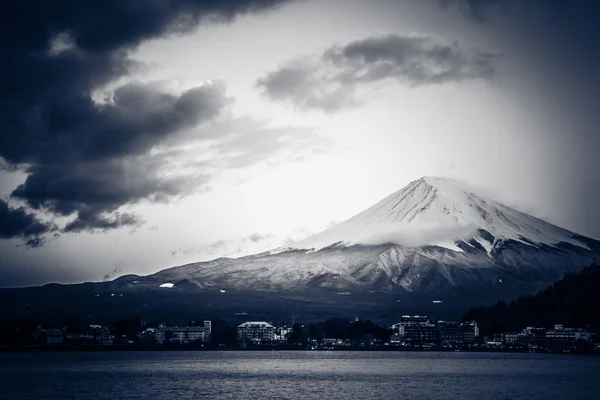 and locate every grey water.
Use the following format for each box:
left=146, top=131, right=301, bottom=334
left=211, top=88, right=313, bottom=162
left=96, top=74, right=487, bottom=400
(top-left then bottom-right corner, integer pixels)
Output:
left=1, top=351, right=599, bottom=399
